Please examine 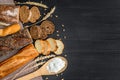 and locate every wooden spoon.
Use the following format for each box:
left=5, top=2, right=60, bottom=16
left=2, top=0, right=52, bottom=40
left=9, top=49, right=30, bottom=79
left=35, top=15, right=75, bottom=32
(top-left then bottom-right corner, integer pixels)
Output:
left=16, top=56, right=68, bottom=80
